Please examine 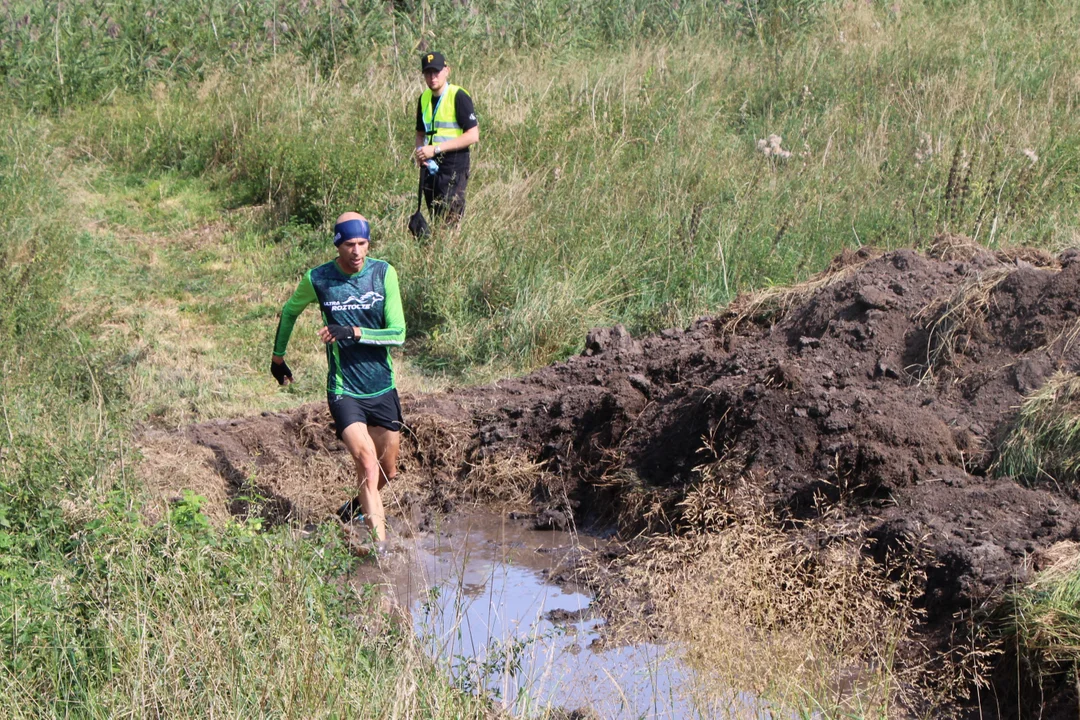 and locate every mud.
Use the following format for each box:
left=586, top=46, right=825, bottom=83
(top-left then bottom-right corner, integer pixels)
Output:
left=361, top=512, right=716, bottom=719
left=143, top=245, right=1080, bottom=716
